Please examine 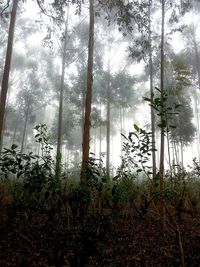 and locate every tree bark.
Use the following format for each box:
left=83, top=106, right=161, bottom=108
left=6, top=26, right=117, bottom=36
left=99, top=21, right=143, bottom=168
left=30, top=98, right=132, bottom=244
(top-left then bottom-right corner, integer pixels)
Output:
left=106, top=40, right=111, bottom=179
left=159, top=0, right=165, bottom=220
left=55, top=6, right=70, bottom=180
left=99, top=103, right=102, bottom=160
left=81, top=0, right=94, bottom=183
left=148, top=0, right=157, bottom=179
left=106, top=76, right=111, bottom=178
left=21, top=107, right=30, bottom=153
left=0, top=0, right=19, bottom=149
left=192, top=29, right=200, bottom=162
